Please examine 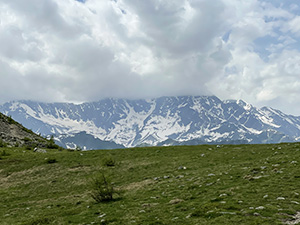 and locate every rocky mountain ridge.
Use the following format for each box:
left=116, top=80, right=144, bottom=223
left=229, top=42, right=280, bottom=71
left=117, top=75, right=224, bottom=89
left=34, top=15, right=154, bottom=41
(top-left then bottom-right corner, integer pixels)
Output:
left=0, top=112, right=54, bottom=148
left=1, top=96, right=300, bottom=149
